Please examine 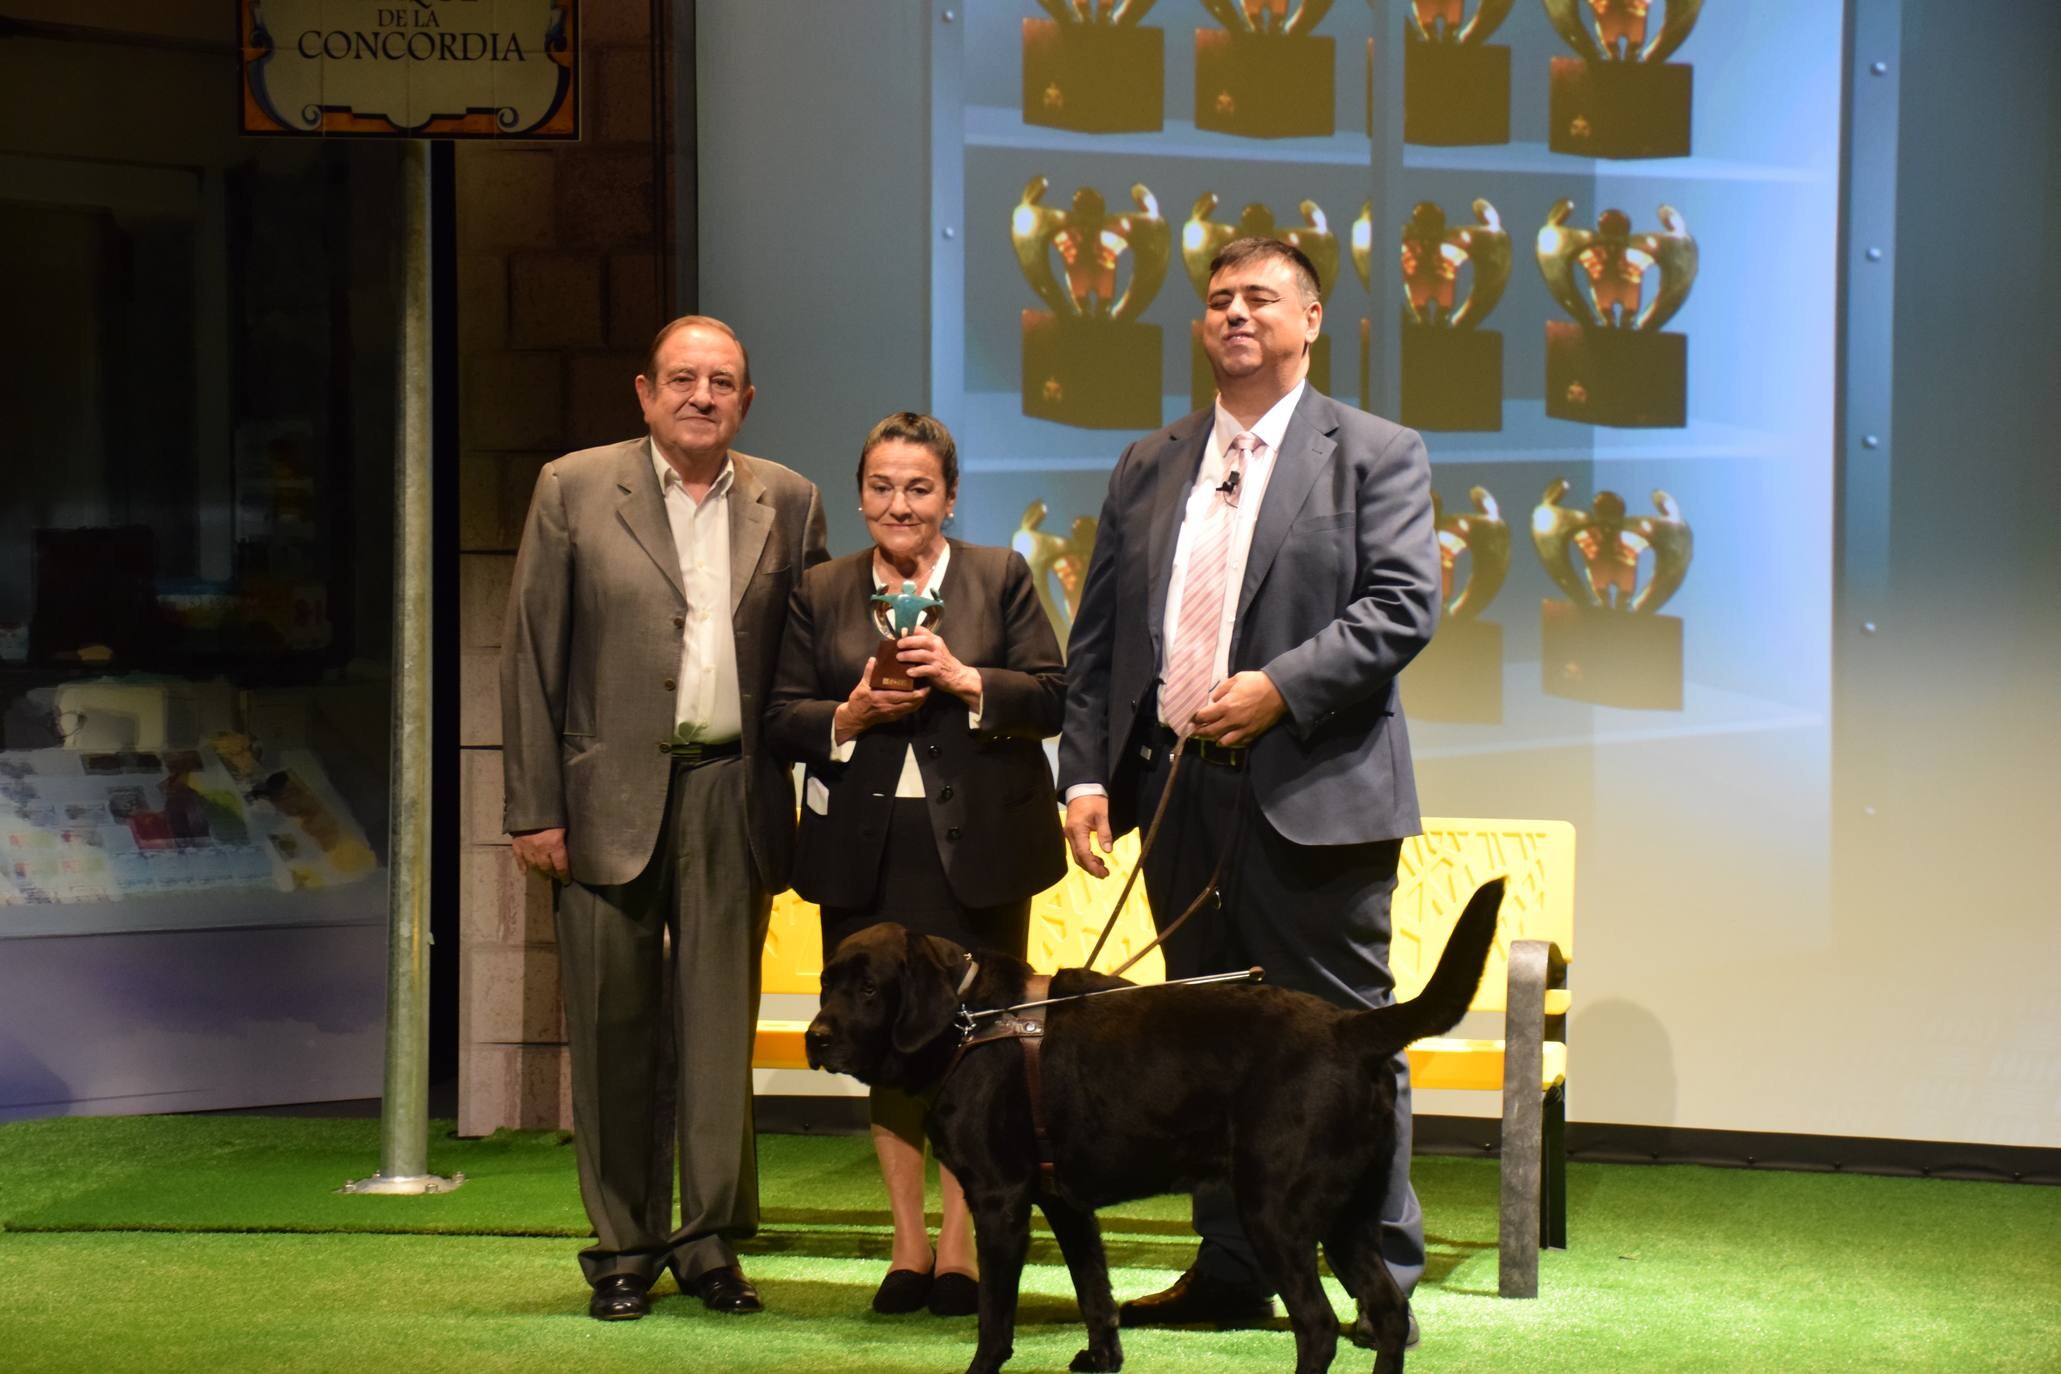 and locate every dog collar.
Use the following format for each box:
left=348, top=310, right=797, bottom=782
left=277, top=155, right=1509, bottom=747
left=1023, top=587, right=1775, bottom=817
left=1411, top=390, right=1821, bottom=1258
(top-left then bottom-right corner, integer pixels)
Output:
left=955, top=954, right=979, bottom=998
